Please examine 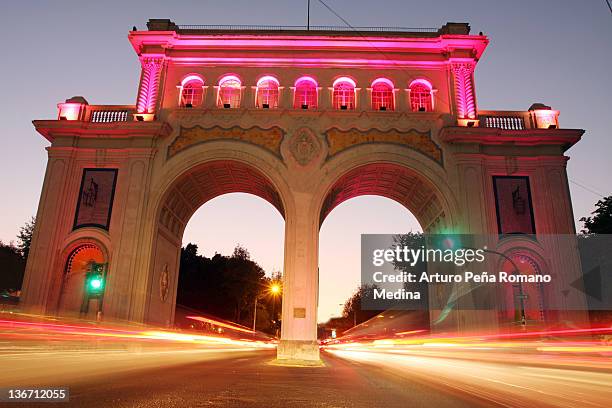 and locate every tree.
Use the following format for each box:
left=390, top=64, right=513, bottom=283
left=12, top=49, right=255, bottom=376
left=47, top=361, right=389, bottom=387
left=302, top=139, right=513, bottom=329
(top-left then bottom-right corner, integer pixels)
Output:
left=232, top=244, right=250, bottom=260
left=342, top=284, right=382, bottom=326
left=176, top=243, right=278, bottom=333
left=0, top=241, right=26, bottom=292
left=580, top=195, right=612, bottom=234
left=392, top=232, right=426, bottom=277
left=17, top=217, right=35, bottom=260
